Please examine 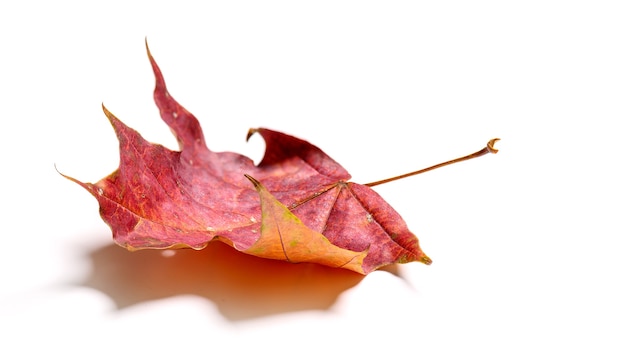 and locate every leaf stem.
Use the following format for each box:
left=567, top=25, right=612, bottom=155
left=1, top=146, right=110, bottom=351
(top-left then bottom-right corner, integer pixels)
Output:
left=364, top=138, right=500, bottom=187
